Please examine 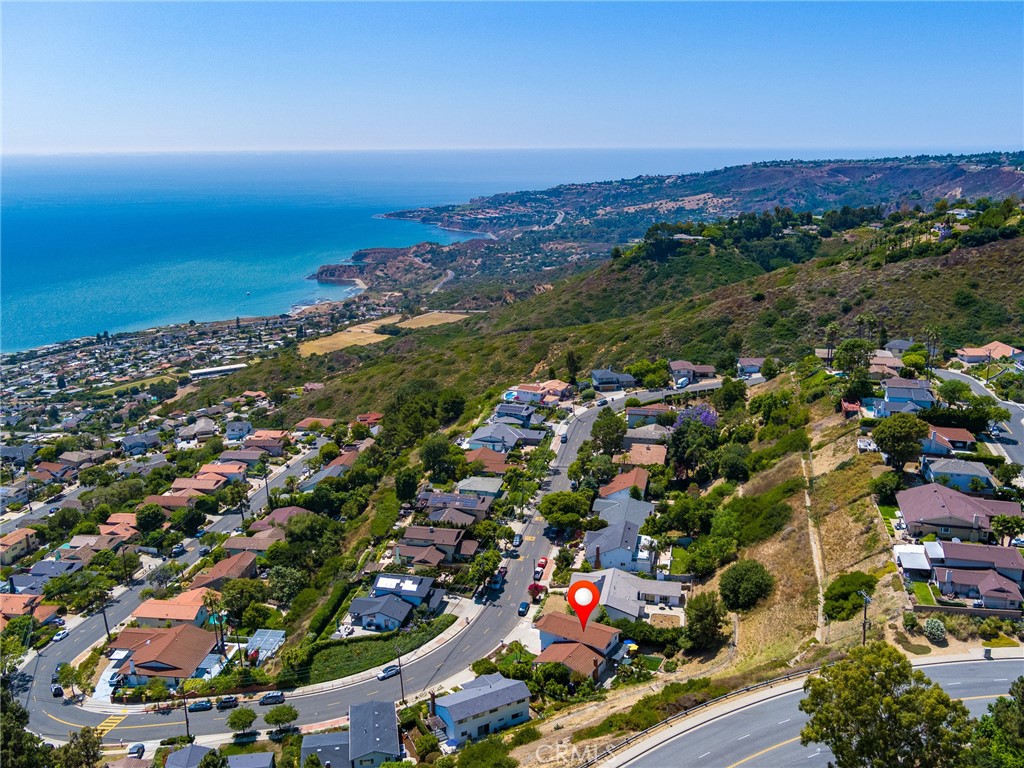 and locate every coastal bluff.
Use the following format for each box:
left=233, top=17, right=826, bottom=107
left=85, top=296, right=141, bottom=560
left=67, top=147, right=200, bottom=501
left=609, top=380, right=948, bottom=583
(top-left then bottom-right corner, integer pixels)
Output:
left=309, top=244, right=443, bottom=292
